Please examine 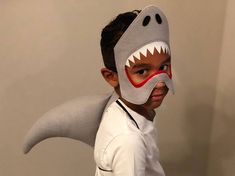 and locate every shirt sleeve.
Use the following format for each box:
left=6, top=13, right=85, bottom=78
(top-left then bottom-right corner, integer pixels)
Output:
left=105, top=133, right=147, bottom=176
